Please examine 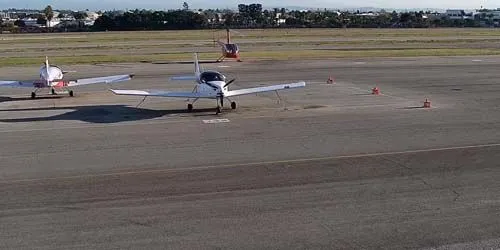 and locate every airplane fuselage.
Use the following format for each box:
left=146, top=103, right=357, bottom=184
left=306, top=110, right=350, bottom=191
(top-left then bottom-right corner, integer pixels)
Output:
left=108, top=52, right=305, bottom=115
left=221, top=44, right=239, bottom=58
left=38, top=65, right=65, bottom=87
left=196, top=71, right=229, bottom=97
left=197, top=81, right=228, bottom=98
